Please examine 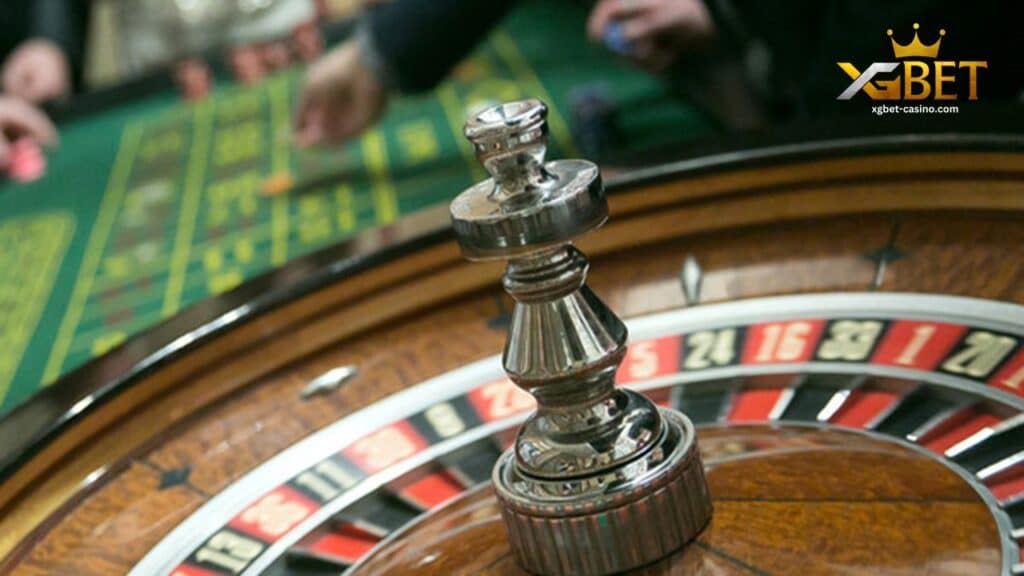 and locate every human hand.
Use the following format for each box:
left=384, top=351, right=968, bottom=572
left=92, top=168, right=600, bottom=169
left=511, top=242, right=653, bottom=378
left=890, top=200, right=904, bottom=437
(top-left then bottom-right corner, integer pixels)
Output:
left=2, top=39, right=72, bottom=103
left=0, top=96, right=57, bottom=169
left=587, top=0, right=716, bottom=72
left=294, top=40, right=388, bottom=146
